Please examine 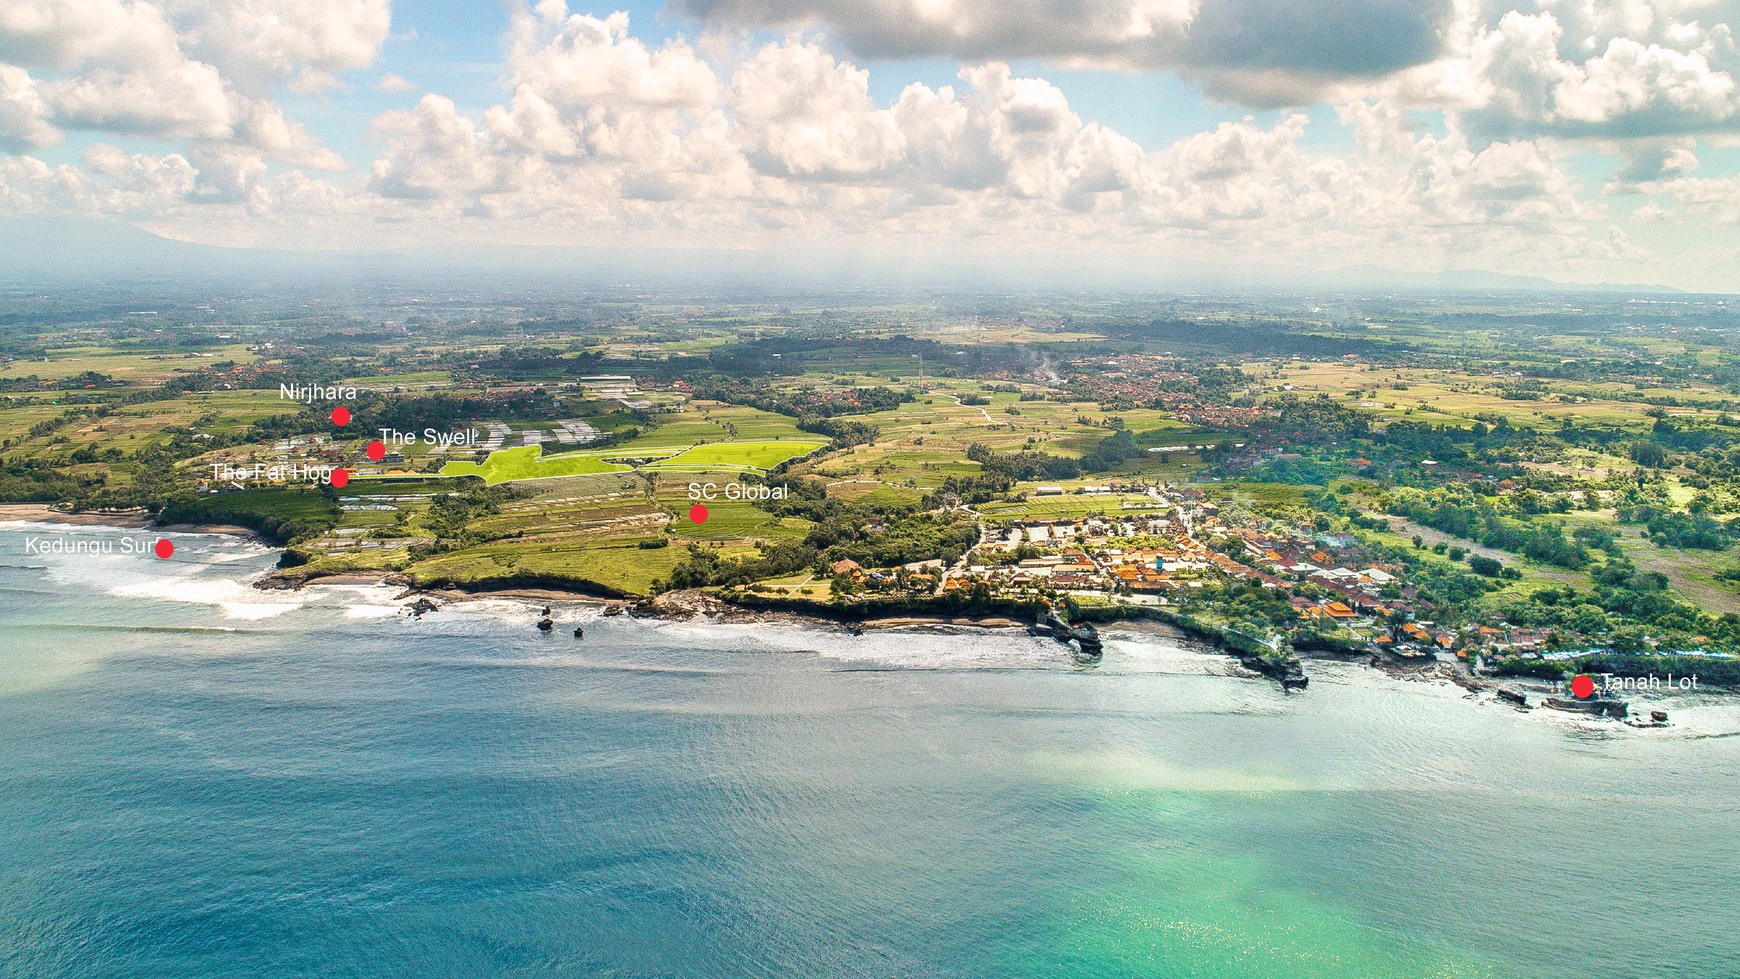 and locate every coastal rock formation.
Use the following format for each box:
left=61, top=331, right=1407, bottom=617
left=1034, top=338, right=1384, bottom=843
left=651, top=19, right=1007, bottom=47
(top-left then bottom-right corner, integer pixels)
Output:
left=1543, top=697, right=1629, bottom=720
left=1029, top=607, right=1103, bottom=661
left=639, top=590, right=767, bottom=623
left=1496, top=688, right=1529, bottom=708
left=1239, top=653, right=1309, bottom=691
